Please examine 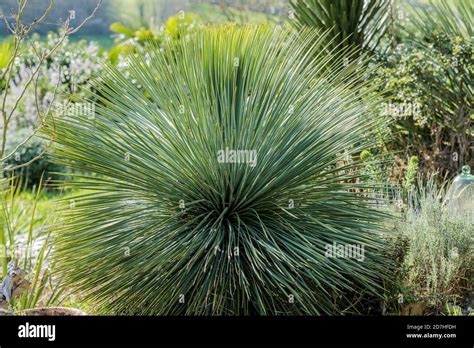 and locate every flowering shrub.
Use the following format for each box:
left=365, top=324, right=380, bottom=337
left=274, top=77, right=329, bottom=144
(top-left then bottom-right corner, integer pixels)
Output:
left=1, top=33, right=105, bottom=187
left=2, top=33, right=105, bottom=133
